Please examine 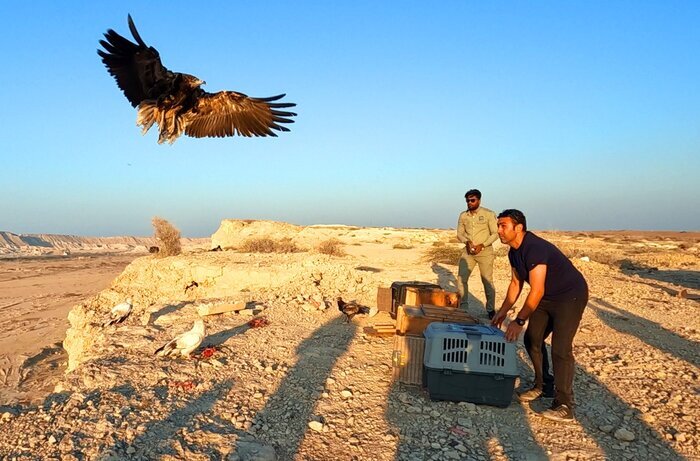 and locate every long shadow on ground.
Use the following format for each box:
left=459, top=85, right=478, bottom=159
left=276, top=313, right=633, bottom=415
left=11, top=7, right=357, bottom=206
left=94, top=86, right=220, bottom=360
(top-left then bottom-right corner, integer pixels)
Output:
left=571, top=353, right=686, bottom=460
left=247, top=317, right=357, bottom=460
left=588, top=297, right=699, bottom=368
